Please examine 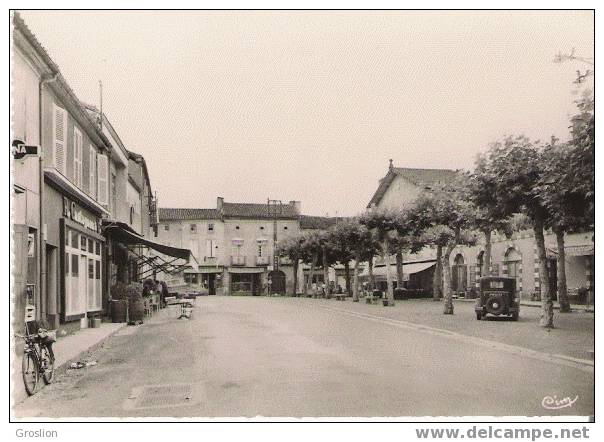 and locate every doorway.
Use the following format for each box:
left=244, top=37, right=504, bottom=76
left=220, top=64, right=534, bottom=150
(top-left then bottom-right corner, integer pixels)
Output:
left=269, top=270, right=286, bottom=294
